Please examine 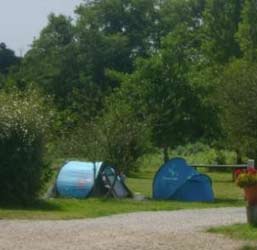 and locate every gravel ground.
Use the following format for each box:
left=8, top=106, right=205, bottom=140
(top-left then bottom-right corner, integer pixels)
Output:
left=0, top=207, right=247, bottom=250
